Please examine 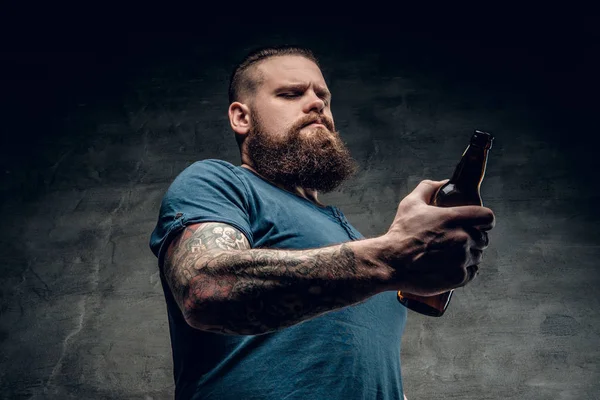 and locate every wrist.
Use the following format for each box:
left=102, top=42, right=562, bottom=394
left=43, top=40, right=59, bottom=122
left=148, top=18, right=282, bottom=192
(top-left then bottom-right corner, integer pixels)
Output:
left=347, top=237, right=398, bottom=293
